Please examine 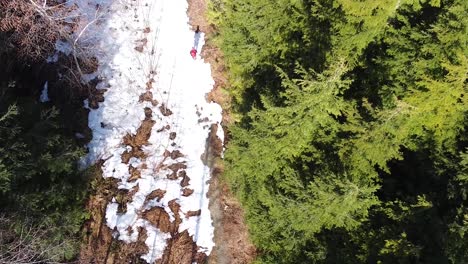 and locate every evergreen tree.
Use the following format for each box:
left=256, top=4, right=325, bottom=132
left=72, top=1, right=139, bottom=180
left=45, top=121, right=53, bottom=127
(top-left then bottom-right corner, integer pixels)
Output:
left=211, top=0, right=468, bottom=262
